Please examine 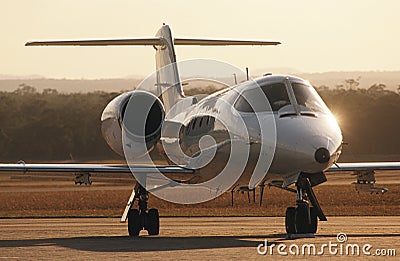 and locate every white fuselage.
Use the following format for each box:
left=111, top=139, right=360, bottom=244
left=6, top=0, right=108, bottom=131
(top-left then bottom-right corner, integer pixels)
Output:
left=101, top=74, right=343, bottom=189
